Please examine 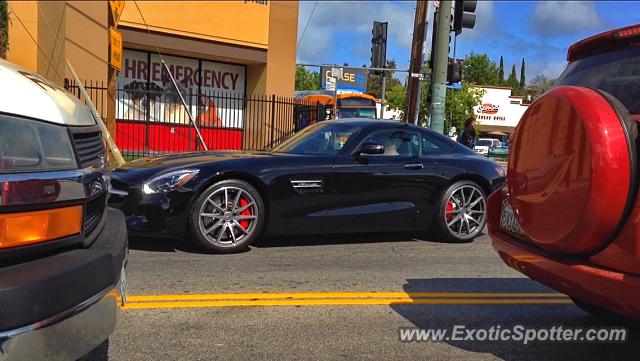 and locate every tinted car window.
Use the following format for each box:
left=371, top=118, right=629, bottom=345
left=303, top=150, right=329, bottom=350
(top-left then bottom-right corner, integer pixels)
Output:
left=422, top=134, right=451, bottom=155
left=361, top=129, right=421, bottom=157
left=555, top=47, right=640, bottom=114
left=272, top=122, right=360, bottom=155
